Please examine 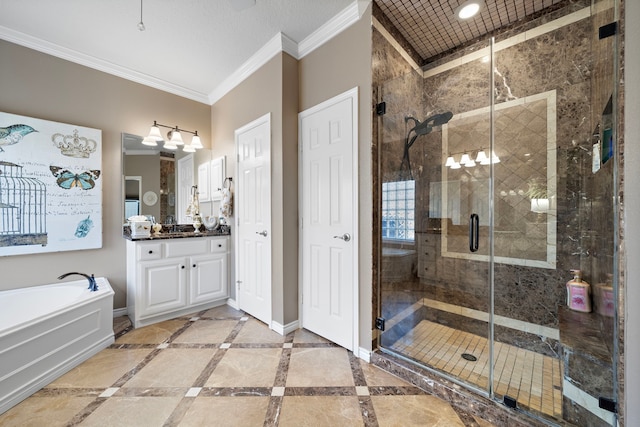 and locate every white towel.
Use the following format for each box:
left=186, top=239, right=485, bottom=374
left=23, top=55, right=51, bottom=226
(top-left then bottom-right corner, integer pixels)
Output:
left=219, top=187, right=233, bottom=218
